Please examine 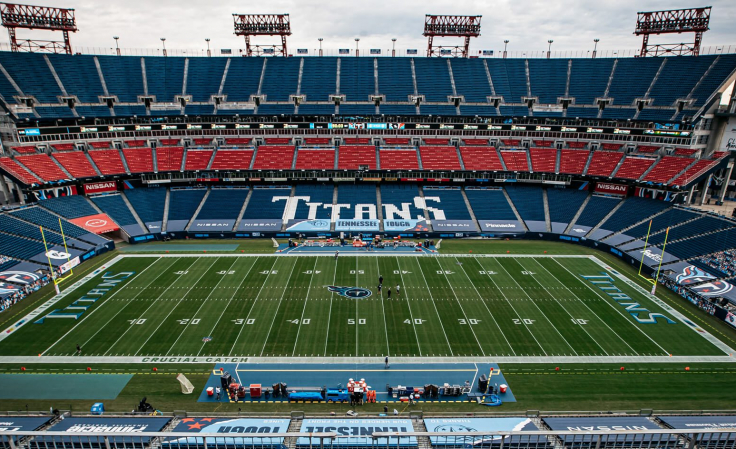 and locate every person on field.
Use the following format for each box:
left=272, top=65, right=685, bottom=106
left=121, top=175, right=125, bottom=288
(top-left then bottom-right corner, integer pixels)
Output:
left=215, top=386, right=221, bottom=400
left=379, top=275, right=383, bottom=285
left=378, top=283, right=382, bottom=293
left=76, top=344, right=81, bottom=355
left=396, top=284, right=400, bottom=296
left=387, top=287, right=391, bottom=298
left=385, top=356, right=389, bottom=369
